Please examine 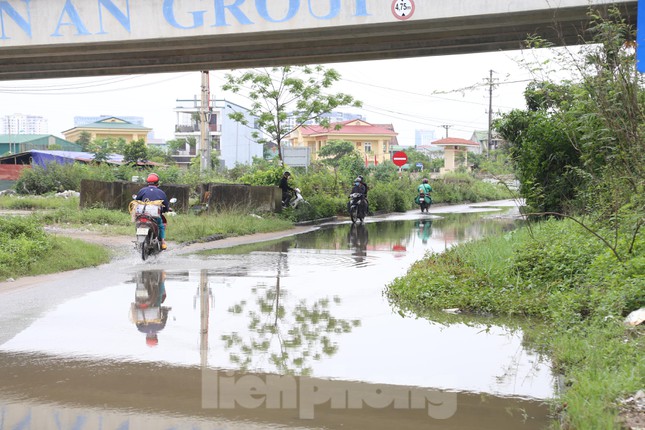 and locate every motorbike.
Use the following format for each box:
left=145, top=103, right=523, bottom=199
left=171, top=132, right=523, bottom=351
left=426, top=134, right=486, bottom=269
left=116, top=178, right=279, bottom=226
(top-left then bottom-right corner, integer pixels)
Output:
left=130, top=196, right=177, bottom=260
left=286, top=188, right=308, bottom=209
left=415, top=192, right=432, bottom=213
left=348, top=192, right=367, bottom=224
